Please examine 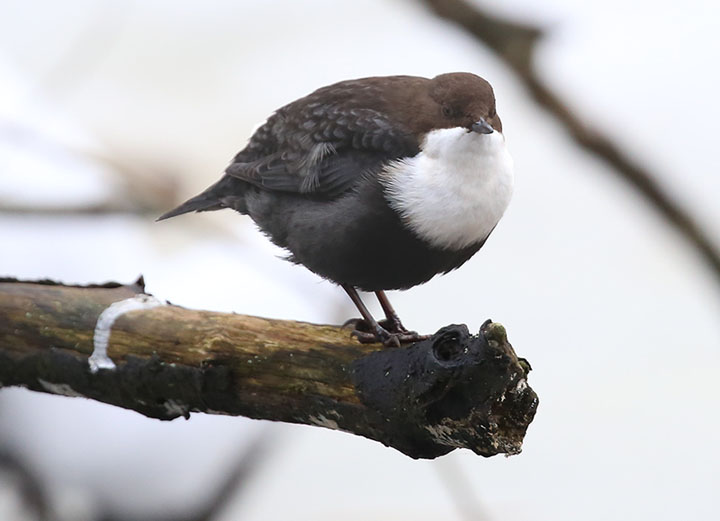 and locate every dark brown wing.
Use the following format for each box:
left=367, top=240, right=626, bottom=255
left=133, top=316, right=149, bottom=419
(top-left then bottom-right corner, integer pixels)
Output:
left=226, top=79, right=421, bottom=197
left=157, top=78, right=425, bottom=221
